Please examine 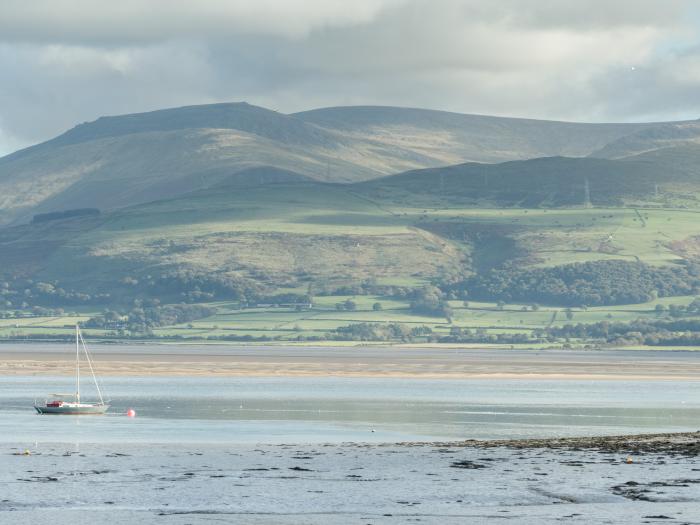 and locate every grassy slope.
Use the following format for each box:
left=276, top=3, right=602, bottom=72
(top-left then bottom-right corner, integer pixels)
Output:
left=358, top=156, right=700, bottom=208
left=7, top=180, right=700, bottom=291
left=590, top=120, right=700, bottom=159
left=1, top=182, right=463, bottom=290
